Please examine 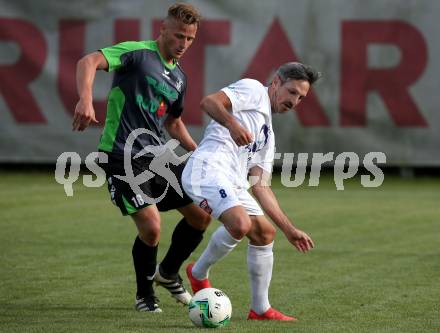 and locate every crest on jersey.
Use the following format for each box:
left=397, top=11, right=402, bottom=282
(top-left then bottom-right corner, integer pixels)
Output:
left=175, top=78, right=184, bottom=92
